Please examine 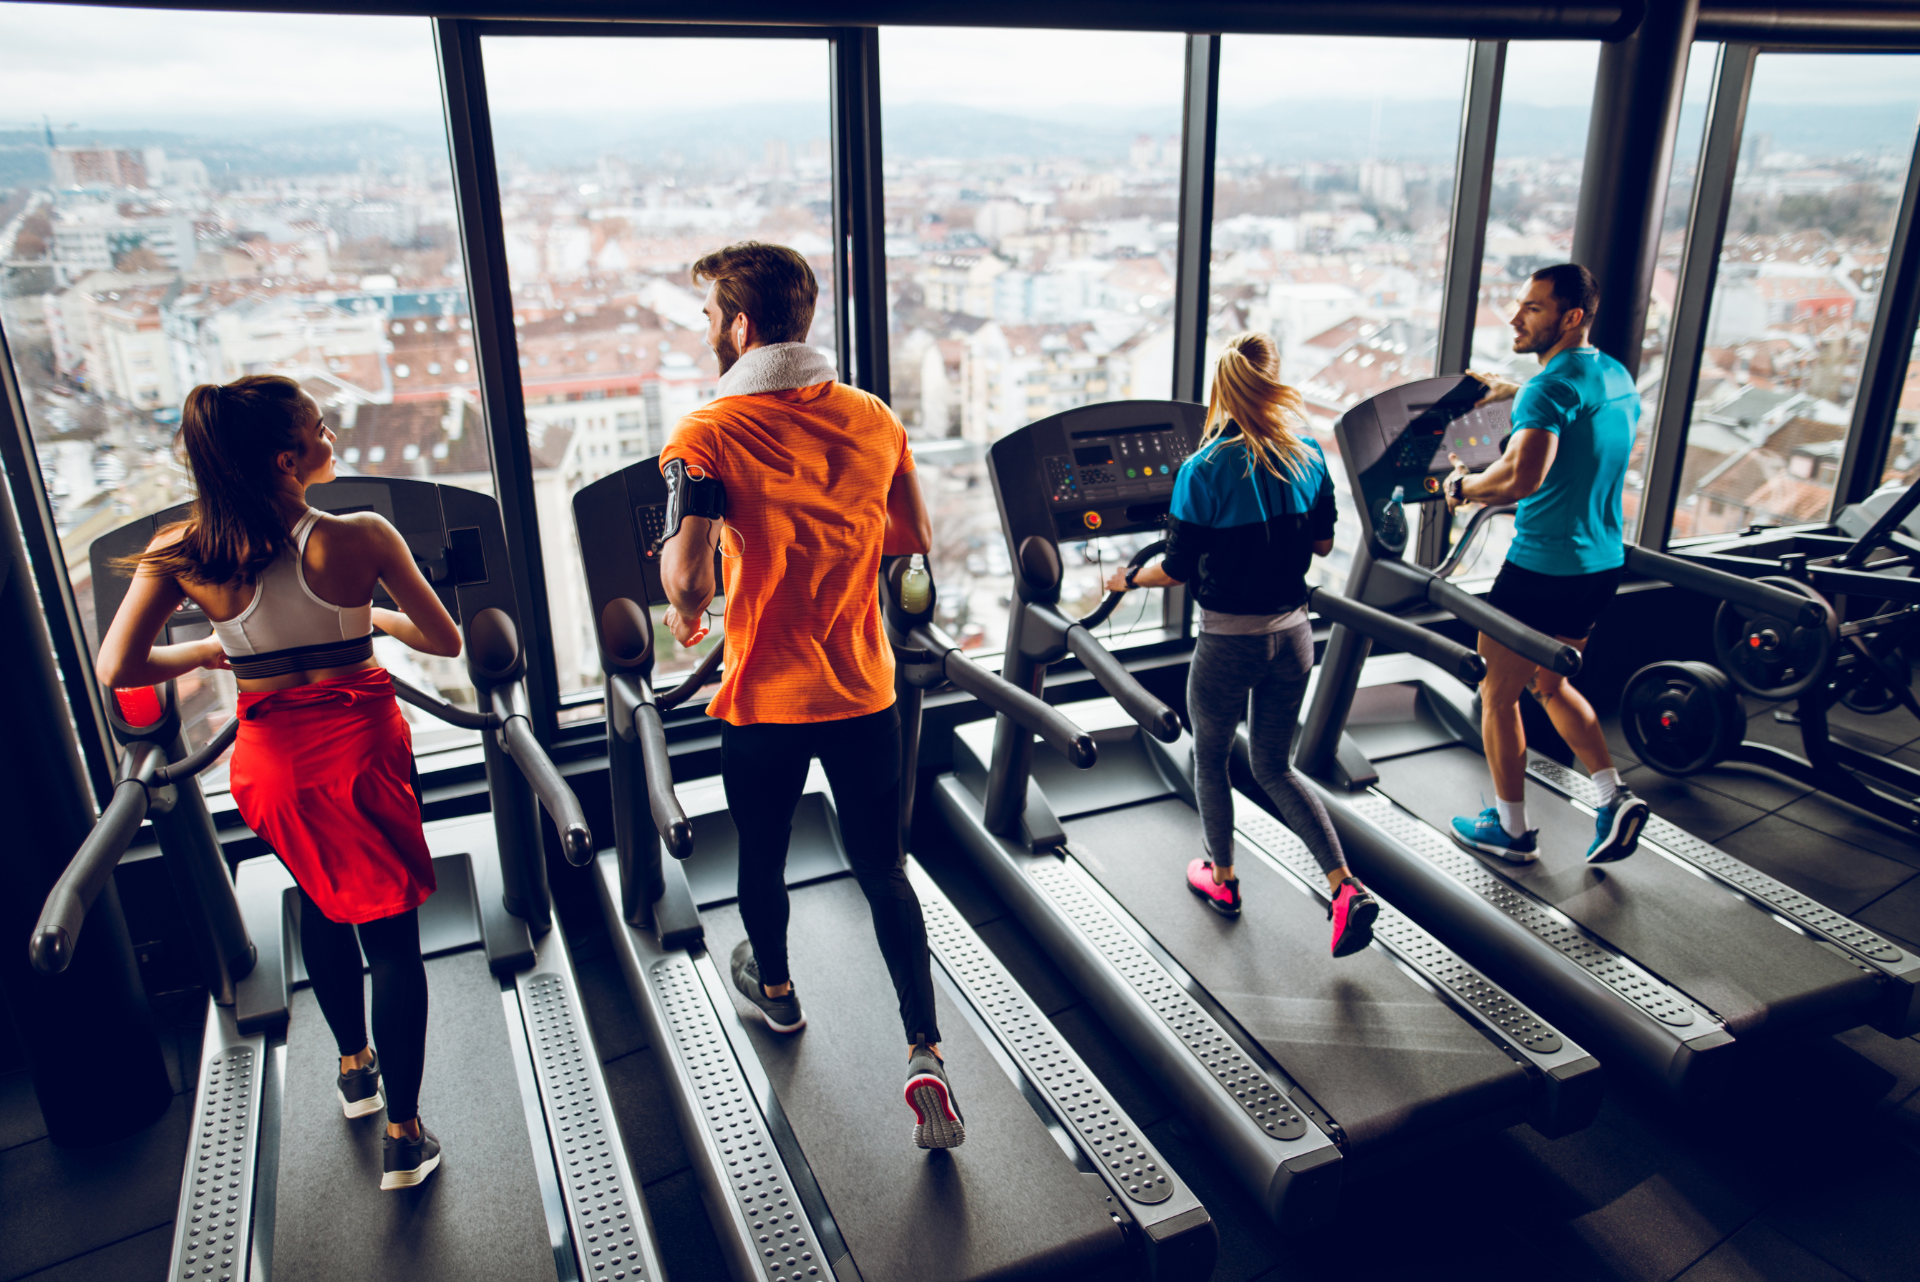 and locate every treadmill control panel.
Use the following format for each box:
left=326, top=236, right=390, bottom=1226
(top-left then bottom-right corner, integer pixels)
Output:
left=1007, top=407, right=1206, bottom=542
left=1335, top=375, right=1513, bottom=553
